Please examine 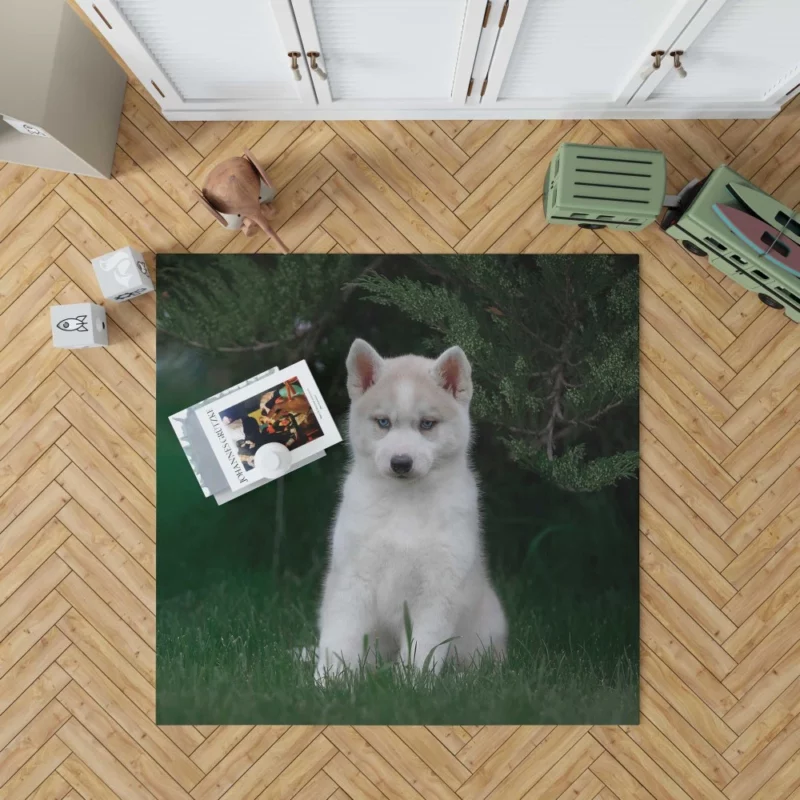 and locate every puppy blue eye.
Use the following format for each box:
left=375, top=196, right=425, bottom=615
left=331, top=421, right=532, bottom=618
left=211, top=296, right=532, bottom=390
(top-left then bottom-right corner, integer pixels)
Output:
left=420, top=419, right=436, bottom=430
left=376, top=417, right=391, bottom=429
